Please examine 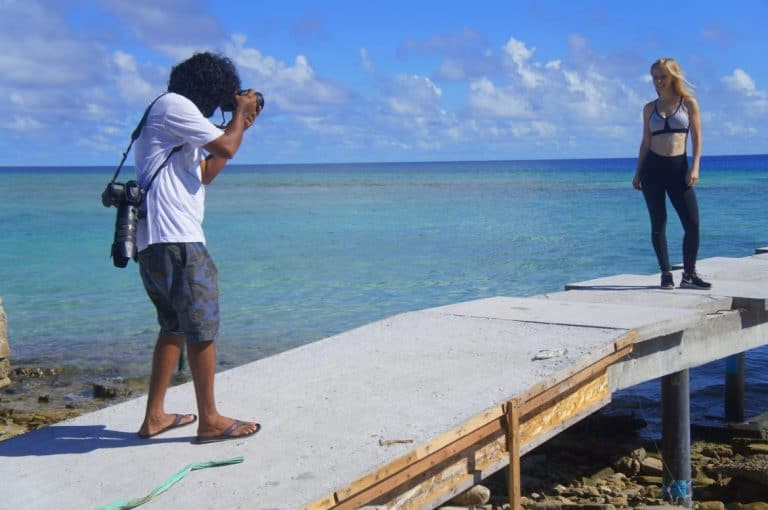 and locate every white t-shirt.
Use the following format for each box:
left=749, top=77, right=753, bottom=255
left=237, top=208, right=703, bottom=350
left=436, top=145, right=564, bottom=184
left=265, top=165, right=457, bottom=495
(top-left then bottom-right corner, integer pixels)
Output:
left=134, top=93, right=224, bottom=252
